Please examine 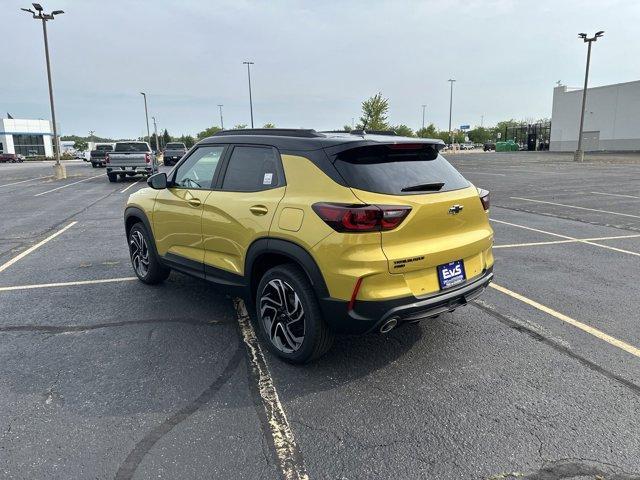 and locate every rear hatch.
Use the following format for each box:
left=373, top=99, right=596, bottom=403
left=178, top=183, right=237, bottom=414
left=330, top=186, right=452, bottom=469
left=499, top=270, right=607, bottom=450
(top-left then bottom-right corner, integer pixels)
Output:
left=109, top=143, right=150, bottom=167
left=331, top=143, right=492, bottom=284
